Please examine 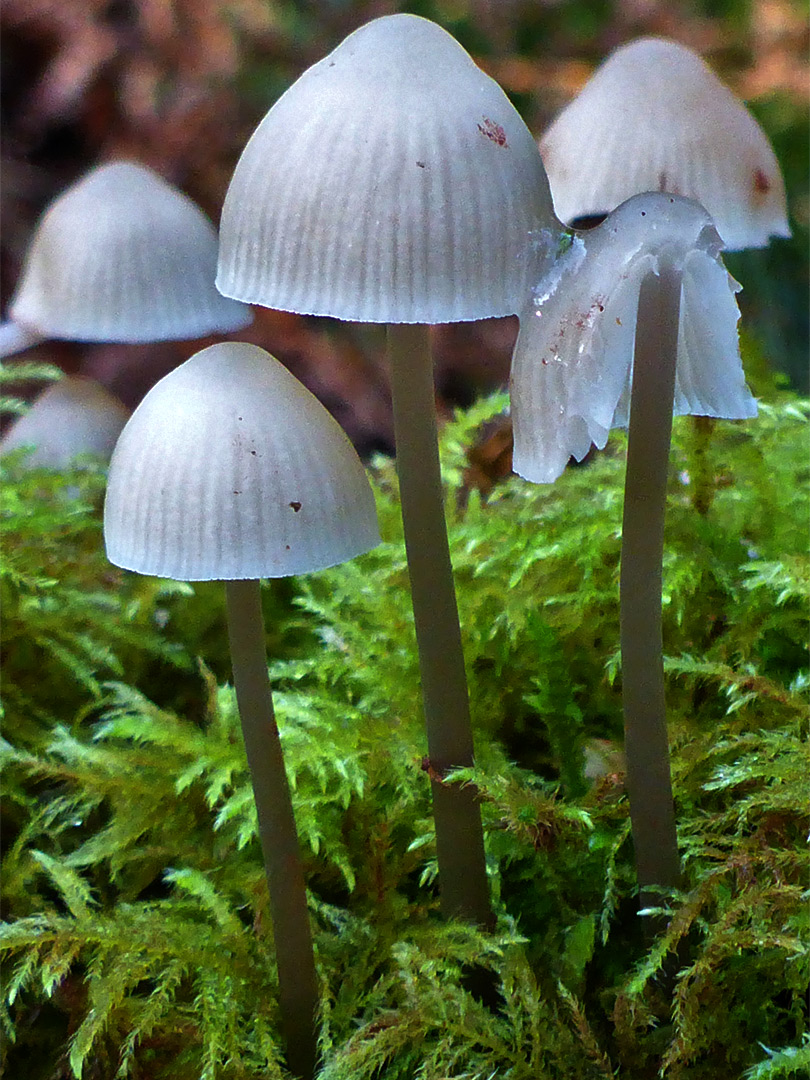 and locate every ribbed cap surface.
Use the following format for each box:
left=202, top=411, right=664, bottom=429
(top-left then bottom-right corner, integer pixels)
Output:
left=540, top=38, right=790, bottom=251
left=511, top=193, right=757, bottom=484
left=104, top=342, right=380, bottom=580
left=0, top=376, right=130, bottom=468
left=10, top=162, right=252, bottom=342
left=217, top=14, right=558, bottom=323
